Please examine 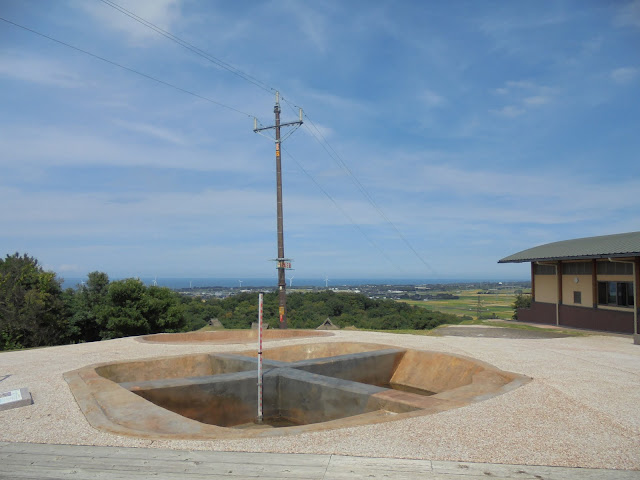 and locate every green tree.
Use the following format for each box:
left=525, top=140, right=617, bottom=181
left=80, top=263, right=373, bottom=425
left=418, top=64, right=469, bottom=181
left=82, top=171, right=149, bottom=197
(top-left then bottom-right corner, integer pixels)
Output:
left=0, top=253, right=69, bottom=350
left=181, top=296, right=223, bottom=331
left=99, top=278, right=147, bottom=339
left=144, top=286, right=186, bottom=333
left=182, top=290, right=462, bottom=332
left=511, top=293, right=532, bottom=320
left=98, top=278, right=186, bottom=339
left=69, top=271, right=110, bottom=342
